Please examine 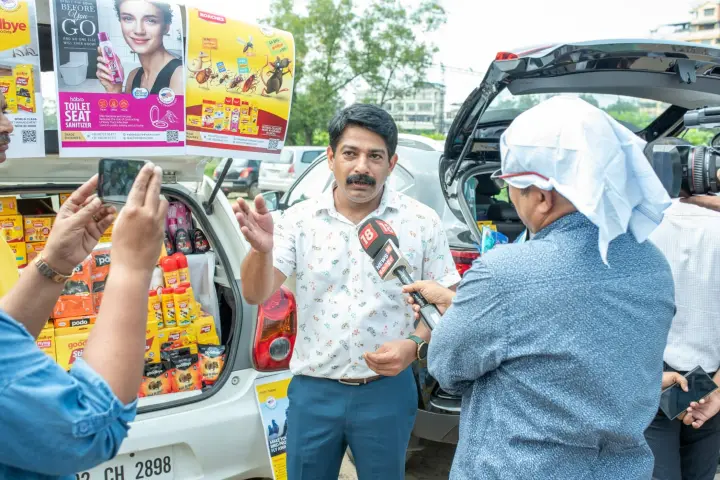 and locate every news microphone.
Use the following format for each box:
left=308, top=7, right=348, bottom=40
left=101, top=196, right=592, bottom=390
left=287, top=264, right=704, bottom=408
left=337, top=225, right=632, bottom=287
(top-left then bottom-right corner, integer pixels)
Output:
left=357, top=218, right=442, bottom=330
